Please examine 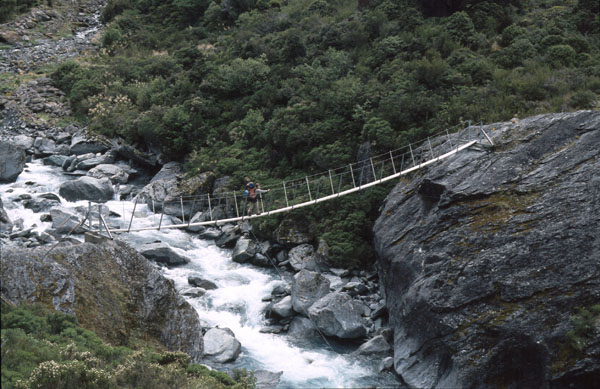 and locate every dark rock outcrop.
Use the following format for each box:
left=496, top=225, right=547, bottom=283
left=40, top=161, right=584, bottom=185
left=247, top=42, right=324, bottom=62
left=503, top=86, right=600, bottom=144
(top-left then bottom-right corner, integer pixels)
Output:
left=0, top=141, right=26, bottom=182
left=0, top=240, right=203, bottom=361
left=374, top=111, right=600, bottom=388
